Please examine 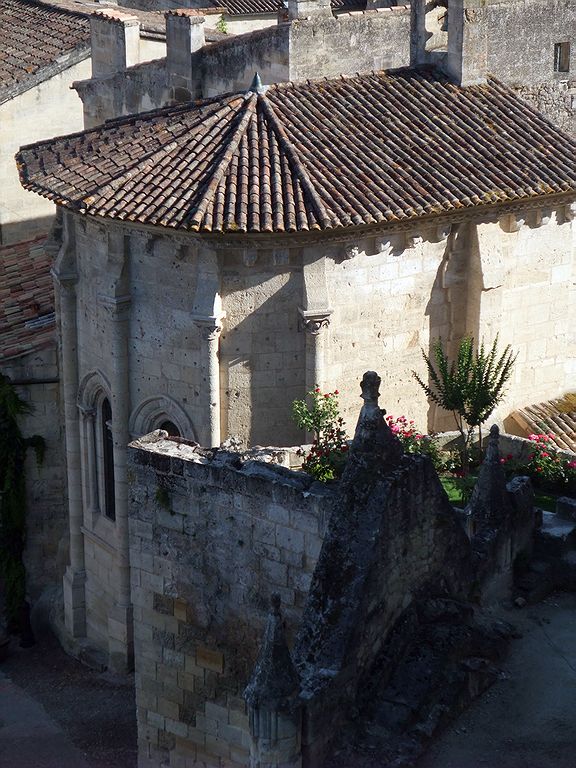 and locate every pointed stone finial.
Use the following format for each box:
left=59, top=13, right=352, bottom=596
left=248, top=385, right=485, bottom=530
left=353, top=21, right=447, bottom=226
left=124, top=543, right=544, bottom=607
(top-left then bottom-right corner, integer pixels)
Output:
left=248, top=72, right=266, bottom=95
left=466, top=424, right=511, bottom=527
left=244, top=594, right=299, bottom=711
left=360, top=370, right=381, bottom=407
left=485, top=424, right=500, bottom=464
